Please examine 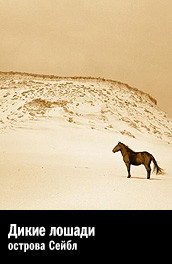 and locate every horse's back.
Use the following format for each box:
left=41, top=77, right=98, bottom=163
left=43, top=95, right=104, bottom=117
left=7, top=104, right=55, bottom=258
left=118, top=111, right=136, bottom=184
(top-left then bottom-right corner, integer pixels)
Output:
left=141, top=151, right=152, bottom=157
